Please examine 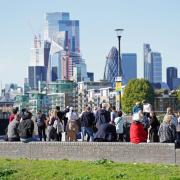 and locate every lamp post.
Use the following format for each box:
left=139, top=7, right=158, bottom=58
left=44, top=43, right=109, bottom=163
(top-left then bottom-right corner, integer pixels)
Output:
left=115, top=29, right=124, bottom=110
